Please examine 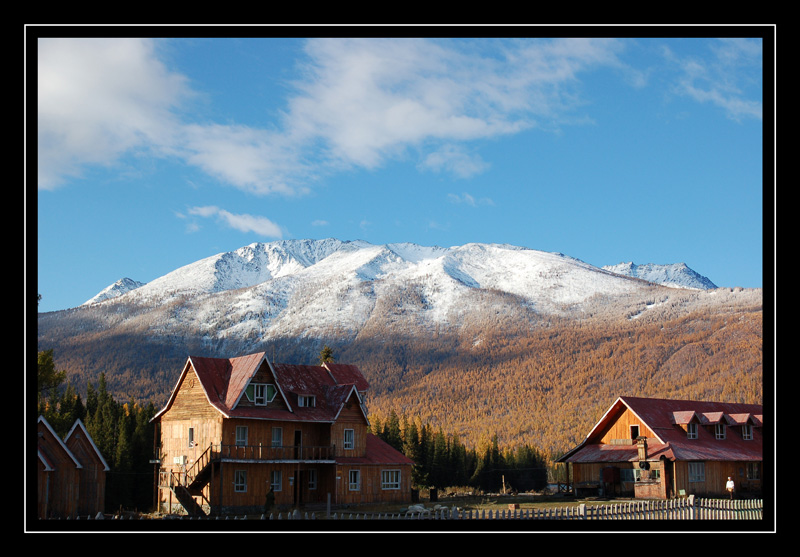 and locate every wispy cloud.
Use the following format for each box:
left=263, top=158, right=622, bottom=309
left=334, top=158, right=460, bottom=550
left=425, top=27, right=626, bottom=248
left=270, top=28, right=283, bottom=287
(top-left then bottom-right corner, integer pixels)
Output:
left=447, top=192, right=494, bottom=207
left=420, top=145, right=489, bottom=178
left=664, top=38, right=762, bottom=121
left=185, top=205, right=284, bottom=238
